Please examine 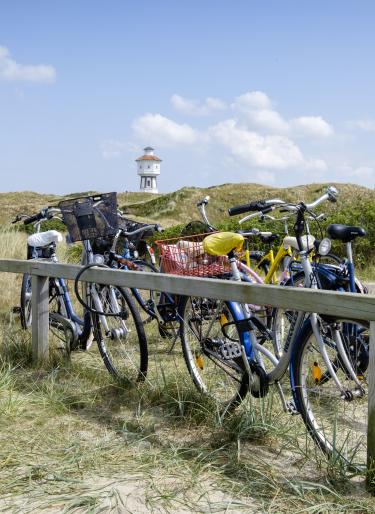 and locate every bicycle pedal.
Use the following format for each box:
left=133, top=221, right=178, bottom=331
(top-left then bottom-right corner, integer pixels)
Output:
left=12, top=306, right=21, bottom=313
